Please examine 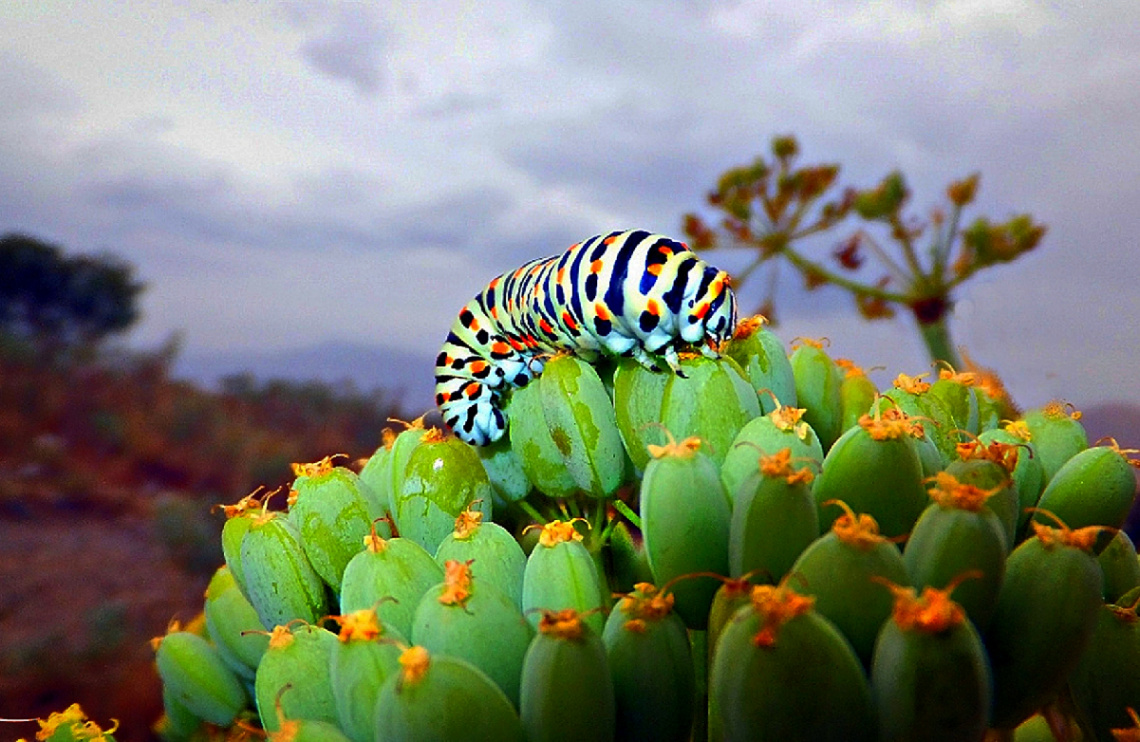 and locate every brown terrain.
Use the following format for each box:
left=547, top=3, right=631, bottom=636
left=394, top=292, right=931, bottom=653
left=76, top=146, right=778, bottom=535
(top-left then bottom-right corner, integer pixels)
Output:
left=0, top=351, right=402, bottom=740
left=0, top=348, right=1136, bottom=741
